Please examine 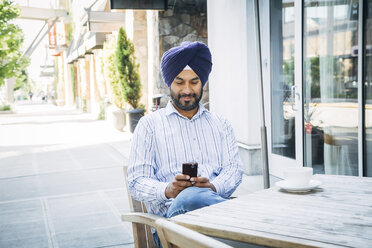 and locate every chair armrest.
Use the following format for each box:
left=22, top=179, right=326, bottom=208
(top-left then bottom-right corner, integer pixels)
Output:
left=156, top=219, right=233, bottom=248
left=121, top=212, right=165, bottom=228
